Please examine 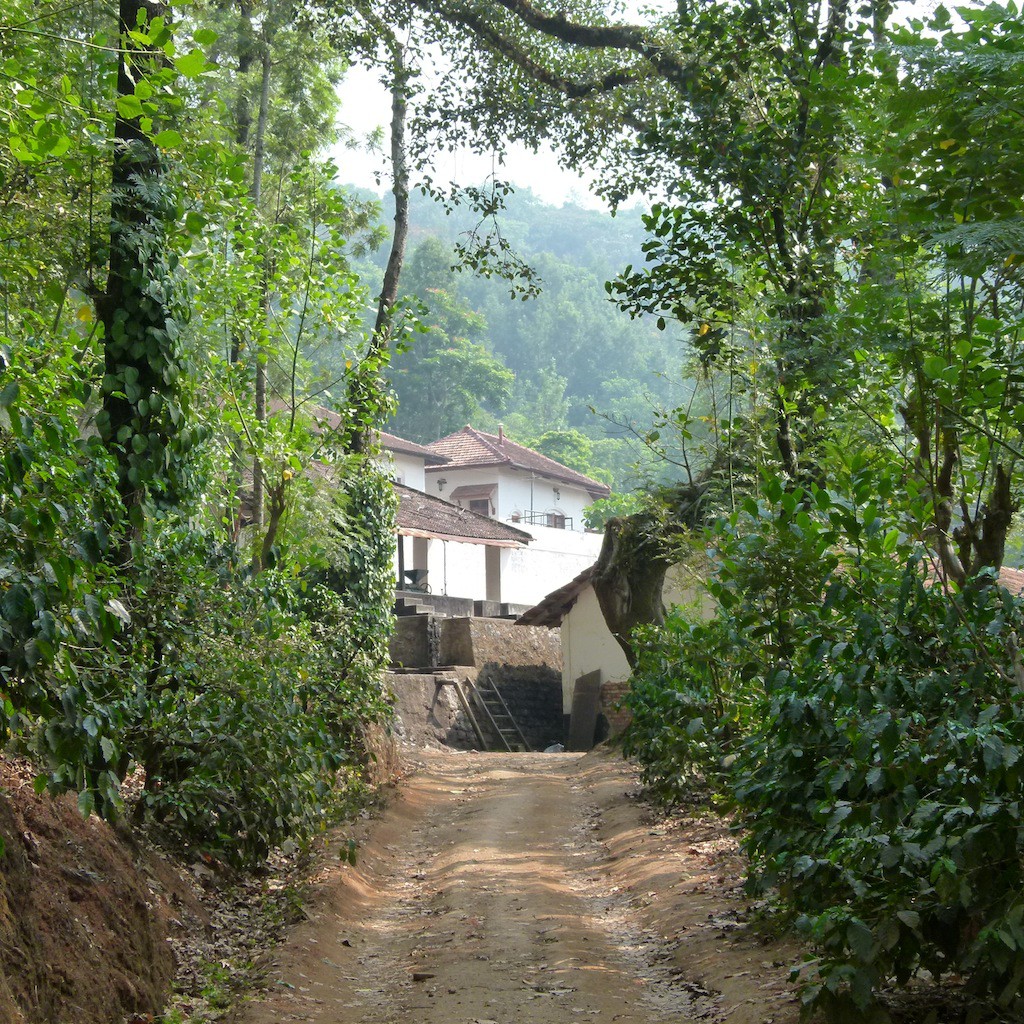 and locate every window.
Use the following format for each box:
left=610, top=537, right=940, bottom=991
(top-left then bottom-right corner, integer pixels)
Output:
left=451, top=484, right=496, bottom=517
left=546, top=512, right=566, bottom=529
